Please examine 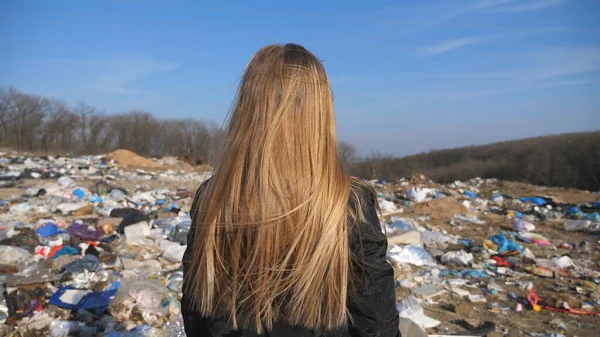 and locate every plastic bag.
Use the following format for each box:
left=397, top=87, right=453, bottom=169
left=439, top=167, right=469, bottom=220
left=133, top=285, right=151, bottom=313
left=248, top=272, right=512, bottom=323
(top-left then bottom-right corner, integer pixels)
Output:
left=489, top=234, right=522, bottom=253
left=516, top=232, right=551, bottom=246
left=387, top=245, right=437, bottom=266
left=441, top=250, right=473, bottom=266
left=166, top=272, right=184, bottom=292
left=57, top=177, right=76, bottom=189
left=160, top=240, right=186, bottom=262
left=0, top=245, right=31, bottom=265
left=378, top=199, right=398, bottom=213
left=512, top=219, right=536, bottom=232
left=564, top=220, right=600, bottom=233
left=519, top=197, right=546, bottom=206
left=463, top=191, right=477, bottom=199
left=490, top=195, right=504, bottom=206
left=396, top=295, right=440, bottom=329
left=124, top=221, right=151, bottom=239
left=551, top=256, right=575, bottom=269
left=407, top=187, right=435, bottom=203
left=114, top=280, right=170, bottom=314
